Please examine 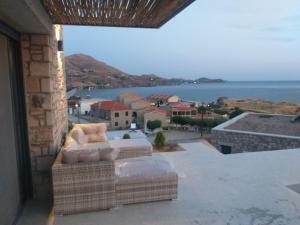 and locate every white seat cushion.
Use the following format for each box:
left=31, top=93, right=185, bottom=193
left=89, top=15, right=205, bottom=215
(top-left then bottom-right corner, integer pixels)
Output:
left=78, top=151, right=100, bottom=162
left=109, top=139, right=152, bottom=152
left=115, top=155, right=177, bottom=184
